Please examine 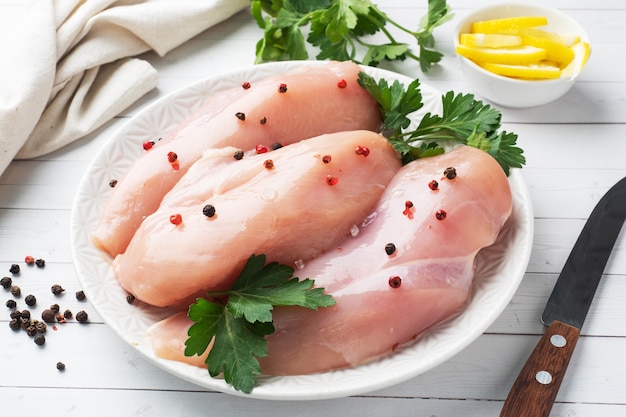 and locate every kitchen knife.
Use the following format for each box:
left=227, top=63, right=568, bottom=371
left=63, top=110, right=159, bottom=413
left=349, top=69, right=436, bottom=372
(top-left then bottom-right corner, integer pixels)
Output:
left=500, top=176, right=626, bottom=417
